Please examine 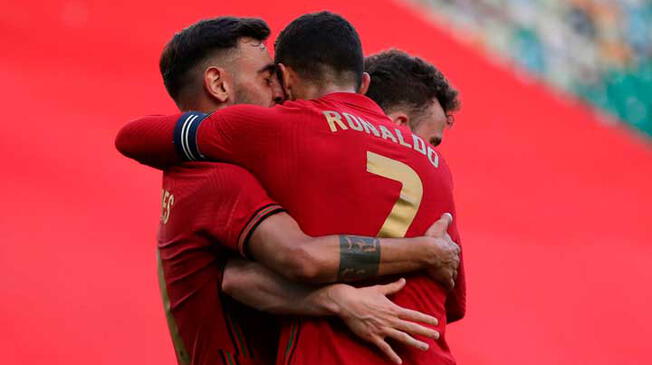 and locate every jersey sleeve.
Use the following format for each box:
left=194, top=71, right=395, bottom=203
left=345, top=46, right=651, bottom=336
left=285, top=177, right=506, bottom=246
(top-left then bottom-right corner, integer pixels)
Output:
left=195, top=164, right=285, bottom=257
left=115, top=113, right=186, bottom=169
left=191, top=105, right=282, bottom=166
left=115, top=106, right=278, bottom=168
